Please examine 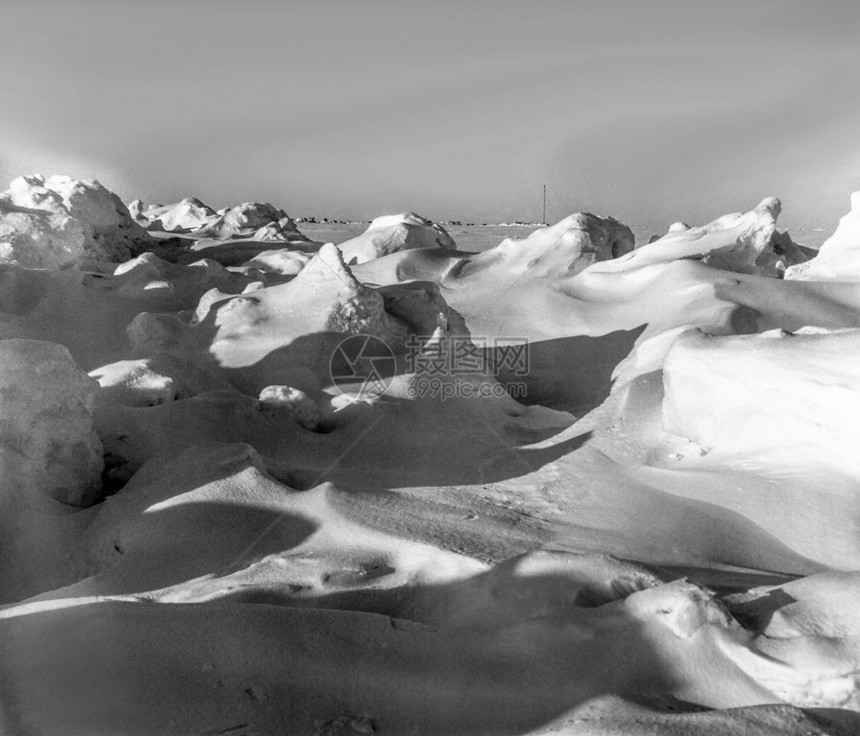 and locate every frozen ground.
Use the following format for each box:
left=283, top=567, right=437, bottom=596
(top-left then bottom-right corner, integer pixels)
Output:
left=1, top=176, right=859, bottom=735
